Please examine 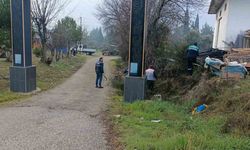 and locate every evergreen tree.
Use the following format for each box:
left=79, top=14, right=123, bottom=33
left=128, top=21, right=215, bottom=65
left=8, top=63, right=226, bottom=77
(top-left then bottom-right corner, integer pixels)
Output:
left=201, top=23, right=214, bottom=36
left=52, top=17, right=83, bottom=49
left=195, top=14, right=199, bottom=31
left=97, top=27, right=104, bottom=44
left=0, top=0, right=10, bottom=29
left=0, top=0, right=11, bottom=61
left=183, top=6, right=190, bottom=35
left=200, top=23, right=214, bottom=50
left=88, top=27, right=104, bottom=48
